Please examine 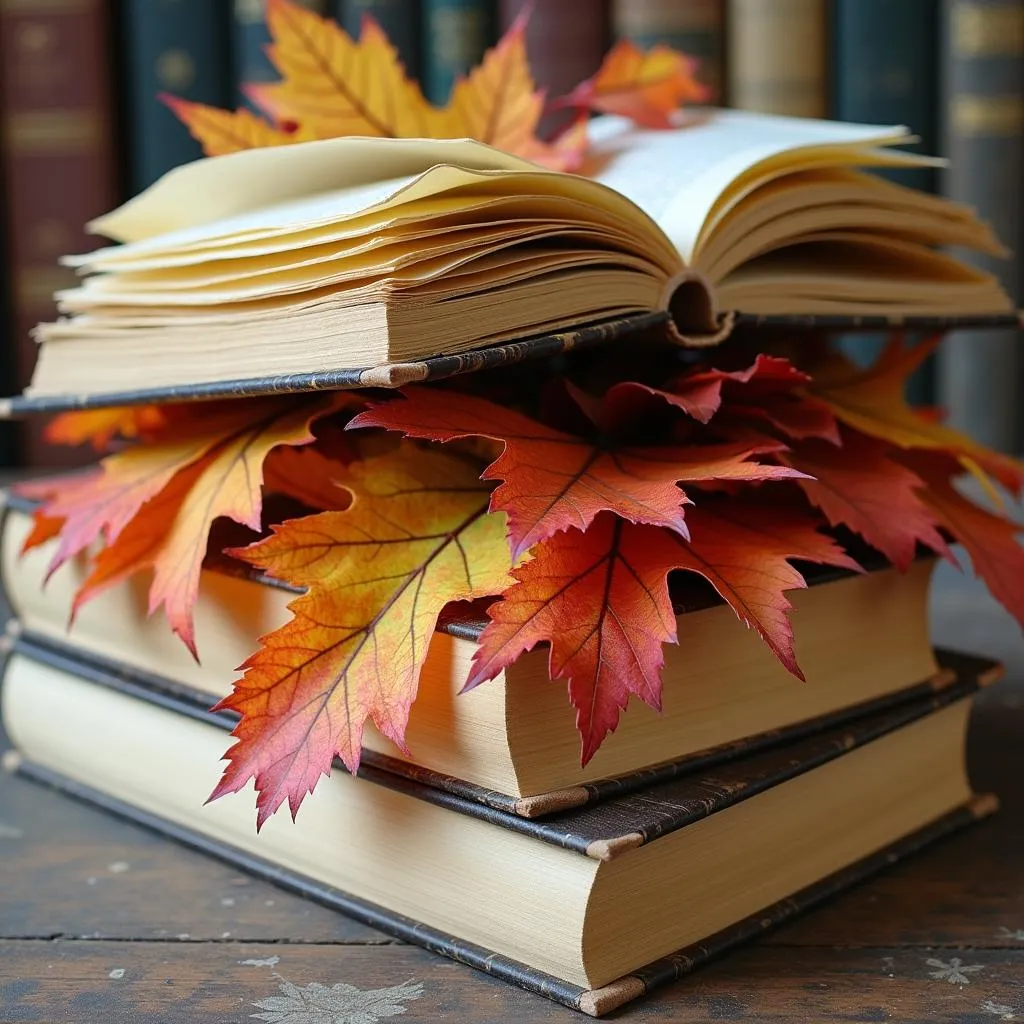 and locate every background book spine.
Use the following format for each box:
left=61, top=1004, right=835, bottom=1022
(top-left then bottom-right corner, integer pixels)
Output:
left=726, top=0, right=827, bottom=117
left=421, top=0, right=494, bottom=105
left=232, top=0, right=327, bottom=108
left=0, top=0, right=119, bottom=468
left=611, top=0, right=724, bottom=103
left=337, top=0, right=421, bottom=82
left=830, top=0, right=940, bottom=405
left=498, top=0, right=610, bottom=136
left=122, top=0, right=231, bottom=195
left=937, top=0, right=1024, bottom=454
